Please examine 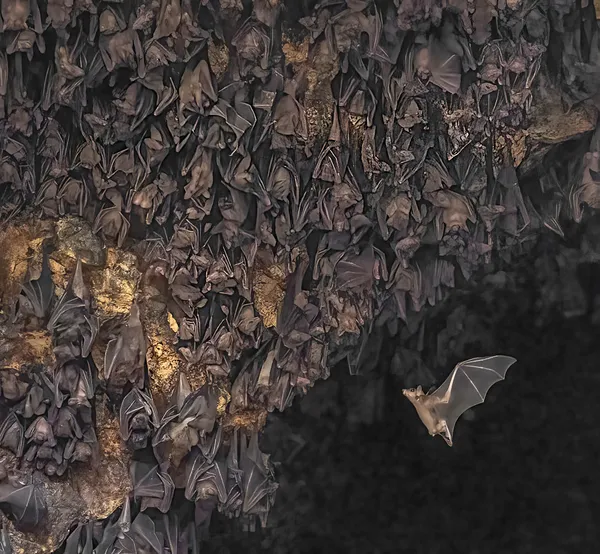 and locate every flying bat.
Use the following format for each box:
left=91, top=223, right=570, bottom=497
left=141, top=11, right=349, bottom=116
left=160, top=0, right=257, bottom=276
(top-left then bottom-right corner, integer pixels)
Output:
left=402, top=355, right=517, bottom=446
